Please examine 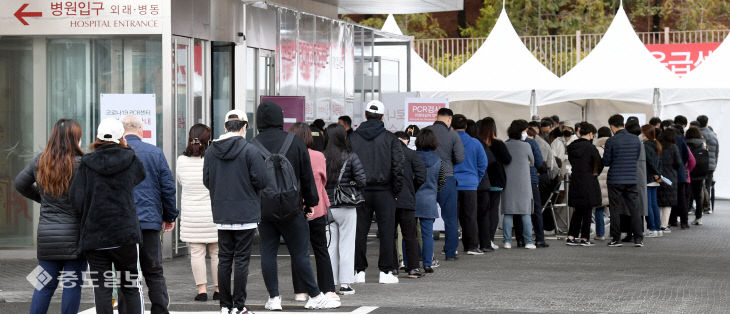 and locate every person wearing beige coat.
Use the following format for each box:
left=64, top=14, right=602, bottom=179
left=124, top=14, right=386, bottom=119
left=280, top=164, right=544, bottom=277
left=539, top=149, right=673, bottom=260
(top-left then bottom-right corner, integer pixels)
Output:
left=593, top=129, right=611, bottom=240
left=177, top=124, right=219, bottom=301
